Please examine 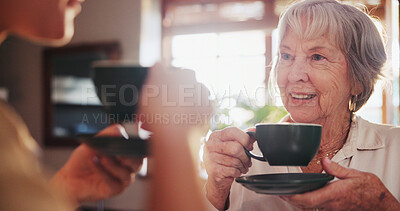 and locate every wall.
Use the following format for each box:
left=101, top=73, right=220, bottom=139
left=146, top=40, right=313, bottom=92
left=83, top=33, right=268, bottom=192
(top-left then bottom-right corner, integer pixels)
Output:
left=71, top=0, right=142, bottom=61
left=0, top=0, right=161, bottom=210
